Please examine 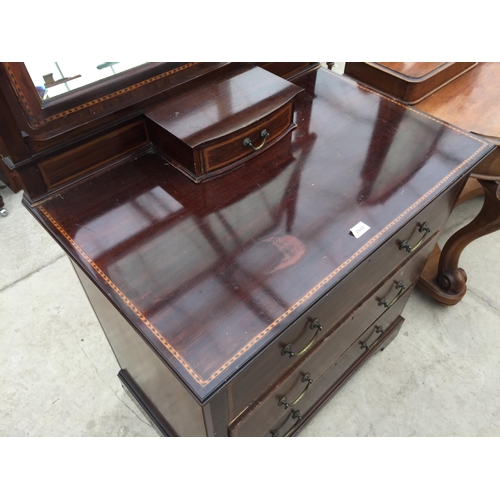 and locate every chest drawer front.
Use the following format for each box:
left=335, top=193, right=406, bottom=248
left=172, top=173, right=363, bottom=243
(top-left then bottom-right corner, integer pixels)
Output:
left=230, top=295, right=408, bottom=437
left=227, top=222, right=441, bottom=420
left=201, top=103, right=294, bottom=173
